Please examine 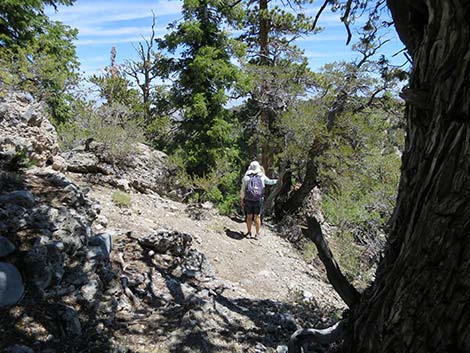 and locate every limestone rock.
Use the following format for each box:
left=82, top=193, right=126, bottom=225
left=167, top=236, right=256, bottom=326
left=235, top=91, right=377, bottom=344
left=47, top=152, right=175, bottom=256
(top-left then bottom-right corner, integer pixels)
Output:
left=63, top=141, right=181, bottom=197
left=139, top=229, right=192, bottom=256
left=0, top=190, right=35, bottom=208
left=0, top=93, right=59, bottom=168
